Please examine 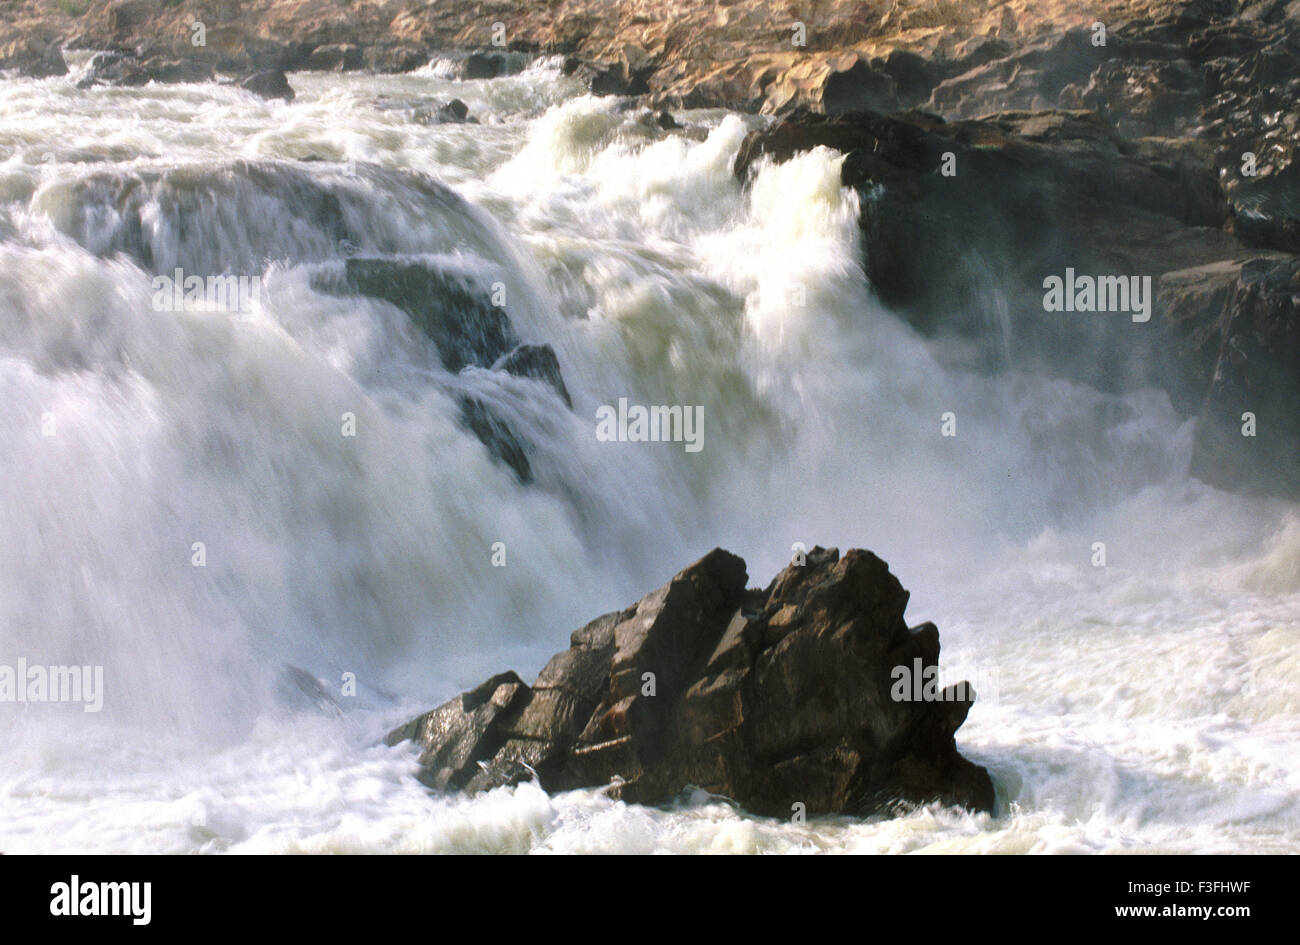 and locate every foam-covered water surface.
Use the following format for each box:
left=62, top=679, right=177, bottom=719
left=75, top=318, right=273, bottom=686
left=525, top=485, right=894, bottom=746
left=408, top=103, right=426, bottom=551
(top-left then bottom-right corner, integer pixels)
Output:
left=0, top=65, right=1295, bottom=853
